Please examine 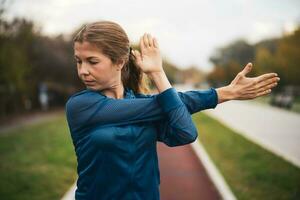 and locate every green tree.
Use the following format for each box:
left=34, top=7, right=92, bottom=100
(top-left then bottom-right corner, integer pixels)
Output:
left=209, top=39, right=256, bottom=86
left=275, top=28, right=300, bottom=86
